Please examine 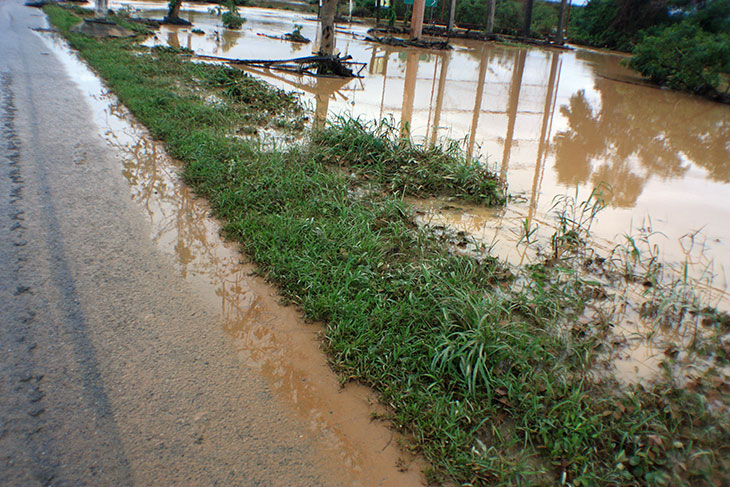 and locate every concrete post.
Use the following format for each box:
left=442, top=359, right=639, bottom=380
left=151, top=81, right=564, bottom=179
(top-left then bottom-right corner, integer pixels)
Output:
left=485, top=0, right=496, bottom=34
left=410, top=0, right=426, bottom=40
left=96, top=0, right=108, bottom=18
left=447, top=0, right=457, bottom=33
